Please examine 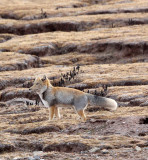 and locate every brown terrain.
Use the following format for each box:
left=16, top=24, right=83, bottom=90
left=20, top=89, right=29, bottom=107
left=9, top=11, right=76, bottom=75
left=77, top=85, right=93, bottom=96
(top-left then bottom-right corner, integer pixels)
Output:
left=0, top=0, right=148, bottom=159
